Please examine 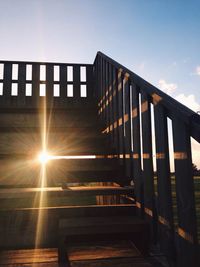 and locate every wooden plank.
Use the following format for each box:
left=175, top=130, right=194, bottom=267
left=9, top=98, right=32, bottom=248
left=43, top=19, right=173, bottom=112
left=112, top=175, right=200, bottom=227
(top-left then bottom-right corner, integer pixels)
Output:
left=0, top=158, right=121, bottom=187
left=108, top=63, right=113, bottom=145
left=0, top=204, right=136, bottom=216
left=86, top=65, right=94, bottom=99
left=124, top=74, right=132, bottom=178
left=141, top=91, right=156, bottom=240
left=112, top=67, right=120, bottom=152
left=131, top=84, right=143, bottom=215
left=172, top=118, right=198, bottom=267
left=70, top=257, right=153, bottom=267
left=46, top=64, right=54, bottom=108
left=59, top=216, right=147, bottom=237
left=153, top=104, right=175, bottom=262
left=0, top=169, right=127, bottom=186
left=0, top=185, right=134, bottom=199
left=32, top=64, right=40, bottom=107
left=117, top=69, right=125, bottom=162
left=2, top=62, right=12, bottom=107
left=0, top=126, right=103, bottom=136
left=17, top=63, right=26, bottom=107
left=0, top=248, right=58, bottom=265
left=0, top=110, right=100, bottom=128
left=60, top=64, right=67, bottom=107
left=73, top=65, right=80, bottom=99
left=0, top=132, right=113, bottom=155
left=67, top=240, right=141, bottom=261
